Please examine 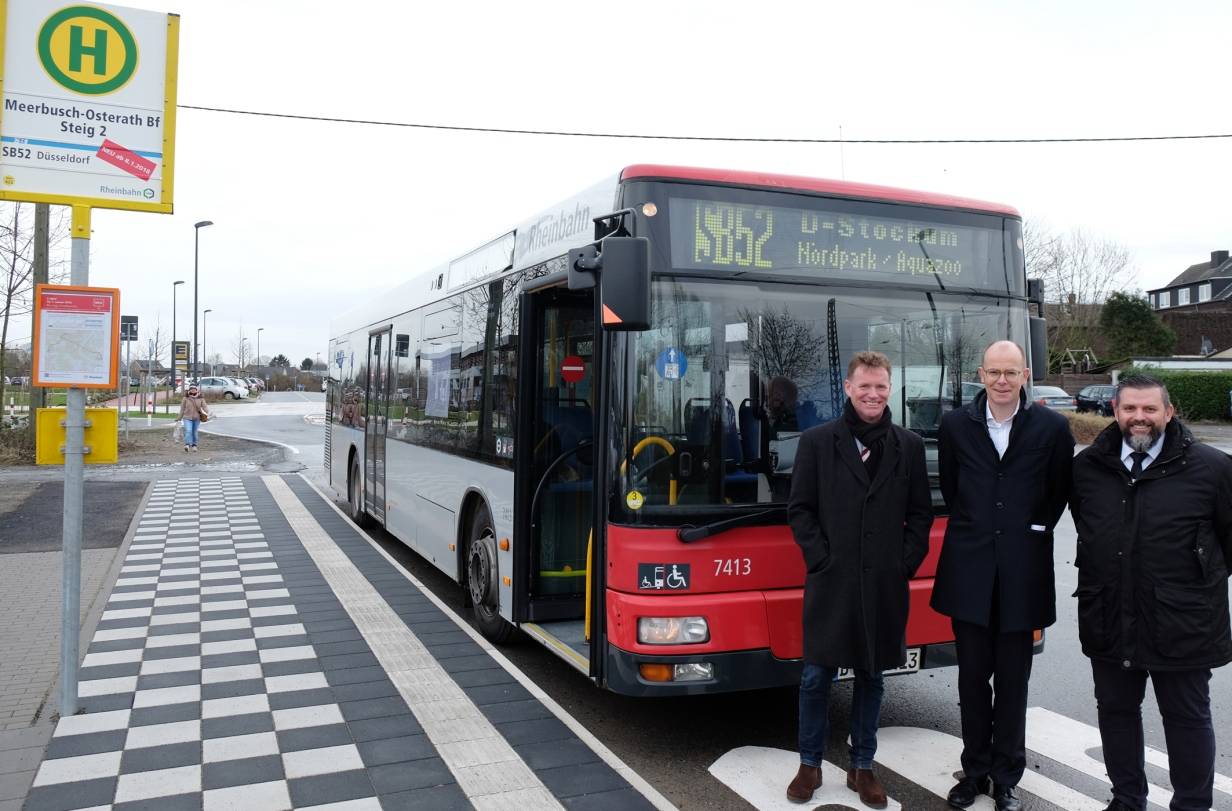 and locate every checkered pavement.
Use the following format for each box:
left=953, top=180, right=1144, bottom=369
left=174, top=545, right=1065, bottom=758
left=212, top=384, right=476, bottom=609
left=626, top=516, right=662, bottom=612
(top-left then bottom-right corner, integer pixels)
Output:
left=23, top=476, right=661, bottom=811
left=26, top=478, right=387, bottom=810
